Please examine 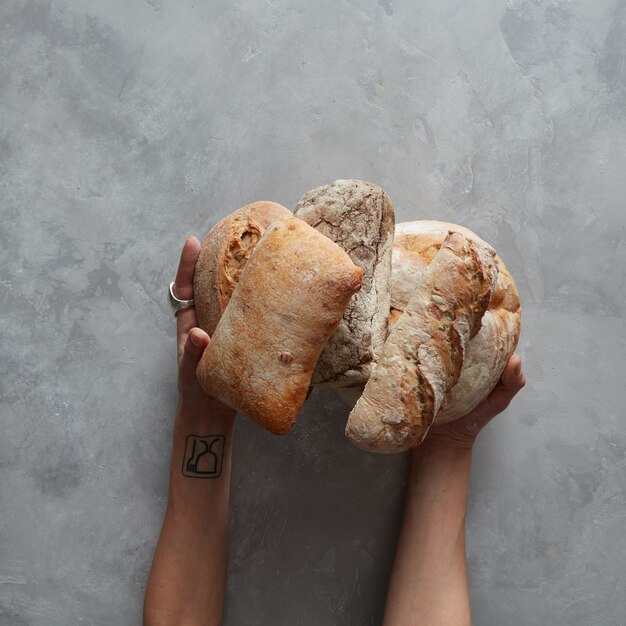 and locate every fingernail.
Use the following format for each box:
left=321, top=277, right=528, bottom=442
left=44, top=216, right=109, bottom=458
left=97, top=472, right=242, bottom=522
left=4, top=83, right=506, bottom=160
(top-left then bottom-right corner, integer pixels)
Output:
left=189, top=329, right=202, bottom=348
